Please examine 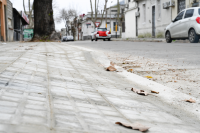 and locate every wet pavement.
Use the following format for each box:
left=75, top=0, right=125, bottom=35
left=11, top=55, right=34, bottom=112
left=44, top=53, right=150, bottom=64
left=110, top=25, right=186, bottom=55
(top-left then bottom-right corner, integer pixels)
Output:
left=0, top=42, right=199, bottom=133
